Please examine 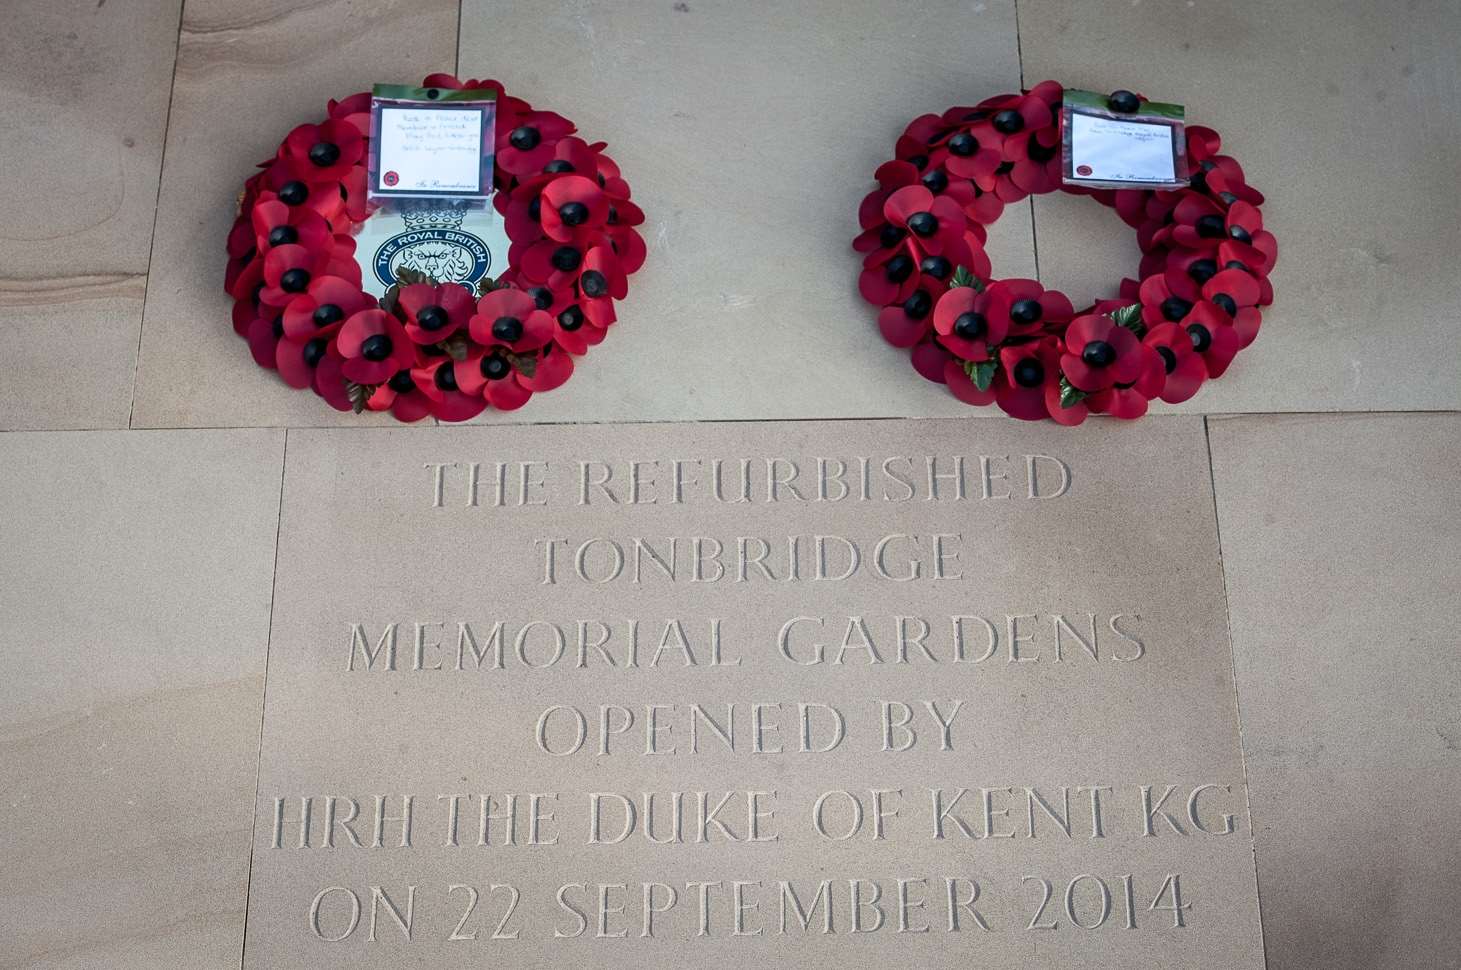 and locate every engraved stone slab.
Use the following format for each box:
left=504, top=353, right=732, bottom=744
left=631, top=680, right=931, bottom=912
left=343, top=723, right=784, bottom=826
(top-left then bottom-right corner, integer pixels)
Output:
left=1210, top=413, right=1461, bottom=968
left=245, top=416, right=1262, bottom=967
left=0, top=429, right=284, bottom=968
